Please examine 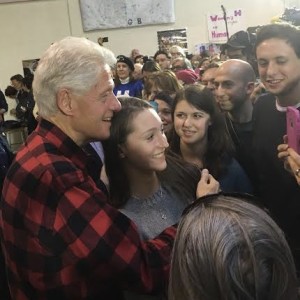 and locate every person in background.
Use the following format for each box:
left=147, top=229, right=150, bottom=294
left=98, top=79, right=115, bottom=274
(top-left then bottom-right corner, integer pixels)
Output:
left=9, top=75, right=34, bottom=128
left=10, top=74, right=28, bottom=103
left=223, top=30, right=254, bottom=61
left=175, top=69, right=198, bottom=86
left=133, top=63, right=144, bottom=81
left=10, top=74, right=23, bottom=91
left=169, top=84, right=252, bottom=193
left=168, top=45, right=186, bottom=64
left=171, top=57, right=192, bottom=72
left=130, top=48, right=141, bottom=62
left=154, top=91, right=174, bottom=134
left=200, top=62, right=220, bottom=93
left=198, top=57, right=210, bottom=78
left=222, top=30, right=258, bottom=76
left=153, top=50, right=171, bottom=70
left=113, top=55, right=143, bottom=98
left=22, top=76, right=38, bottom=134
left=0, top=88, right=8, bottom=127
left=253, top=23, right=300, bottom=275
left=214, top=59, right=257, bottom=191
left=0, top=36, right=193, bottom=300
left=145, top=70, right=182, bottom=101
left=134, top=54, right=145, bottom=65
left=169, top=193, right=298, bottom=300
left=190, top=54, right=201, bottom=70
left=142, top=60, right=161, bottom=81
